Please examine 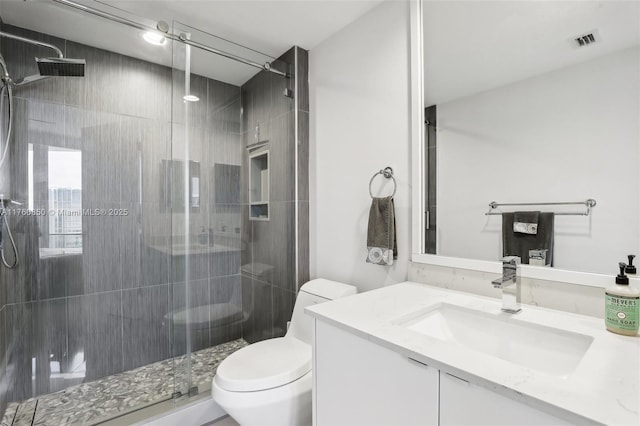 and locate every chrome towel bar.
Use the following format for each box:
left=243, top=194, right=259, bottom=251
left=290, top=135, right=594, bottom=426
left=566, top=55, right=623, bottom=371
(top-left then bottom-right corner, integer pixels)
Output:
left=485, top=199, right=596, bottom=216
